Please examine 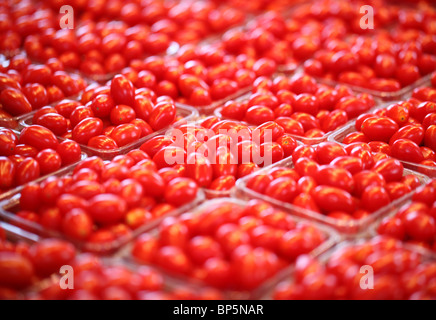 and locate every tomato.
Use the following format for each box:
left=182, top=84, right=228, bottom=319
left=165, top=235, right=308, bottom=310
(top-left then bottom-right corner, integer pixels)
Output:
left=31, top=238, right=76, bottom=277
left=87, top=135, right=118, bottom=150
left=391, top=139, right=424, bottom=163
left=140, top=136, right=173, bottom=158
left=373, top=158, right=404, bottom=183
left=110, top=124, right=142, bottom=147
left=15, top=158, right=40, bottom=186
left=353, top=170, right=386, bottom=197
left=0, top=157, right=15, bottom=189
left=110, top=74, right=135, bottom=106
left=87, top=194, right=127, bottom=225
left=403, top=211, right=436, bottom=242
left=425, top=125, right=436, bottom=151
left=386, top=103, right=410, bottom=126
left=0, top=88, right=32, bottom=116
left=132, top=233, right=160, bottom=264
left=184, top=153, right=212, bottom=188
left=156, top=246, right=192, bottom=275
left=0, top=252, right=34, bottom=289
left=377, top=217, right=406, bottom=240
left=265, top=177, right=298, bottom=203
left=275, top=117, right=304, bottom=136
left=19, top=125, right=58, bottom=151
left=0, top=128, right=17, bottom=156
left=330, top=156, right=363, bottom=175
left=35, top=113, right=68, bottom=136
left=315, top=142, right=347, bottom=165
left=361, top=186, right=391, bottom=212
left=35, top=149, right=62, bottom=175
left=259, top=142, right=284, bottom=166
left=22, top=83, right=49, bottom=110
left=276, top=134, right=298, bottom=157
left=53, top=100, right=80, bottom=119
left=361, top=117, right=399, bottom=142
left=314, top=165, right=354, bottom=193
left=164, top=178, right=198, bottom=207
left=212, top=146, right=238, bottom=178
left=389, top=124, right=425, bottom=146
left=244, top=105, right=275, bottom=125
left=72, top=117, right=103, bottom=145
left=148, top=101, right=176, bottom=131
left=91, top=94, right=115, bottom=118
left=311, top=185, right=354, bottom=214
left=61, top=208, right=93, bottom=241
left=56, top=140, right=81, bottom=166
left=209, top=175, right=236, bottom=192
